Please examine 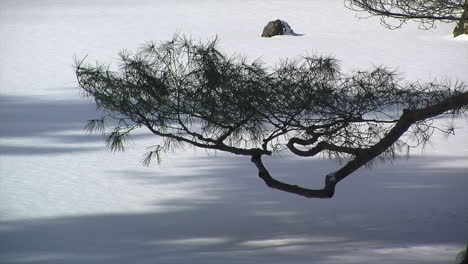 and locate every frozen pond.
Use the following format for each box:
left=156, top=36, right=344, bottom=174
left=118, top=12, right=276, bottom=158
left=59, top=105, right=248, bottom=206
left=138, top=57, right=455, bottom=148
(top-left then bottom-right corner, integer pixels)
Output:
left=1, top=0, right=467, bottom=263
